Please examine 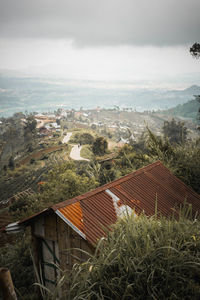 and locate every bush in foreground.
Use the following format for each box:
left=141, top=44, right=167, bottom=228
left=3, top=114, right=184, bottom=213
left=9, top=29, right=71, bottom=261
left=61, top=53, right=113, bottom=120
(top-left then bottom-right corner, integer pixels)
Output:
left=65, top=207, right=200, bottom=300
